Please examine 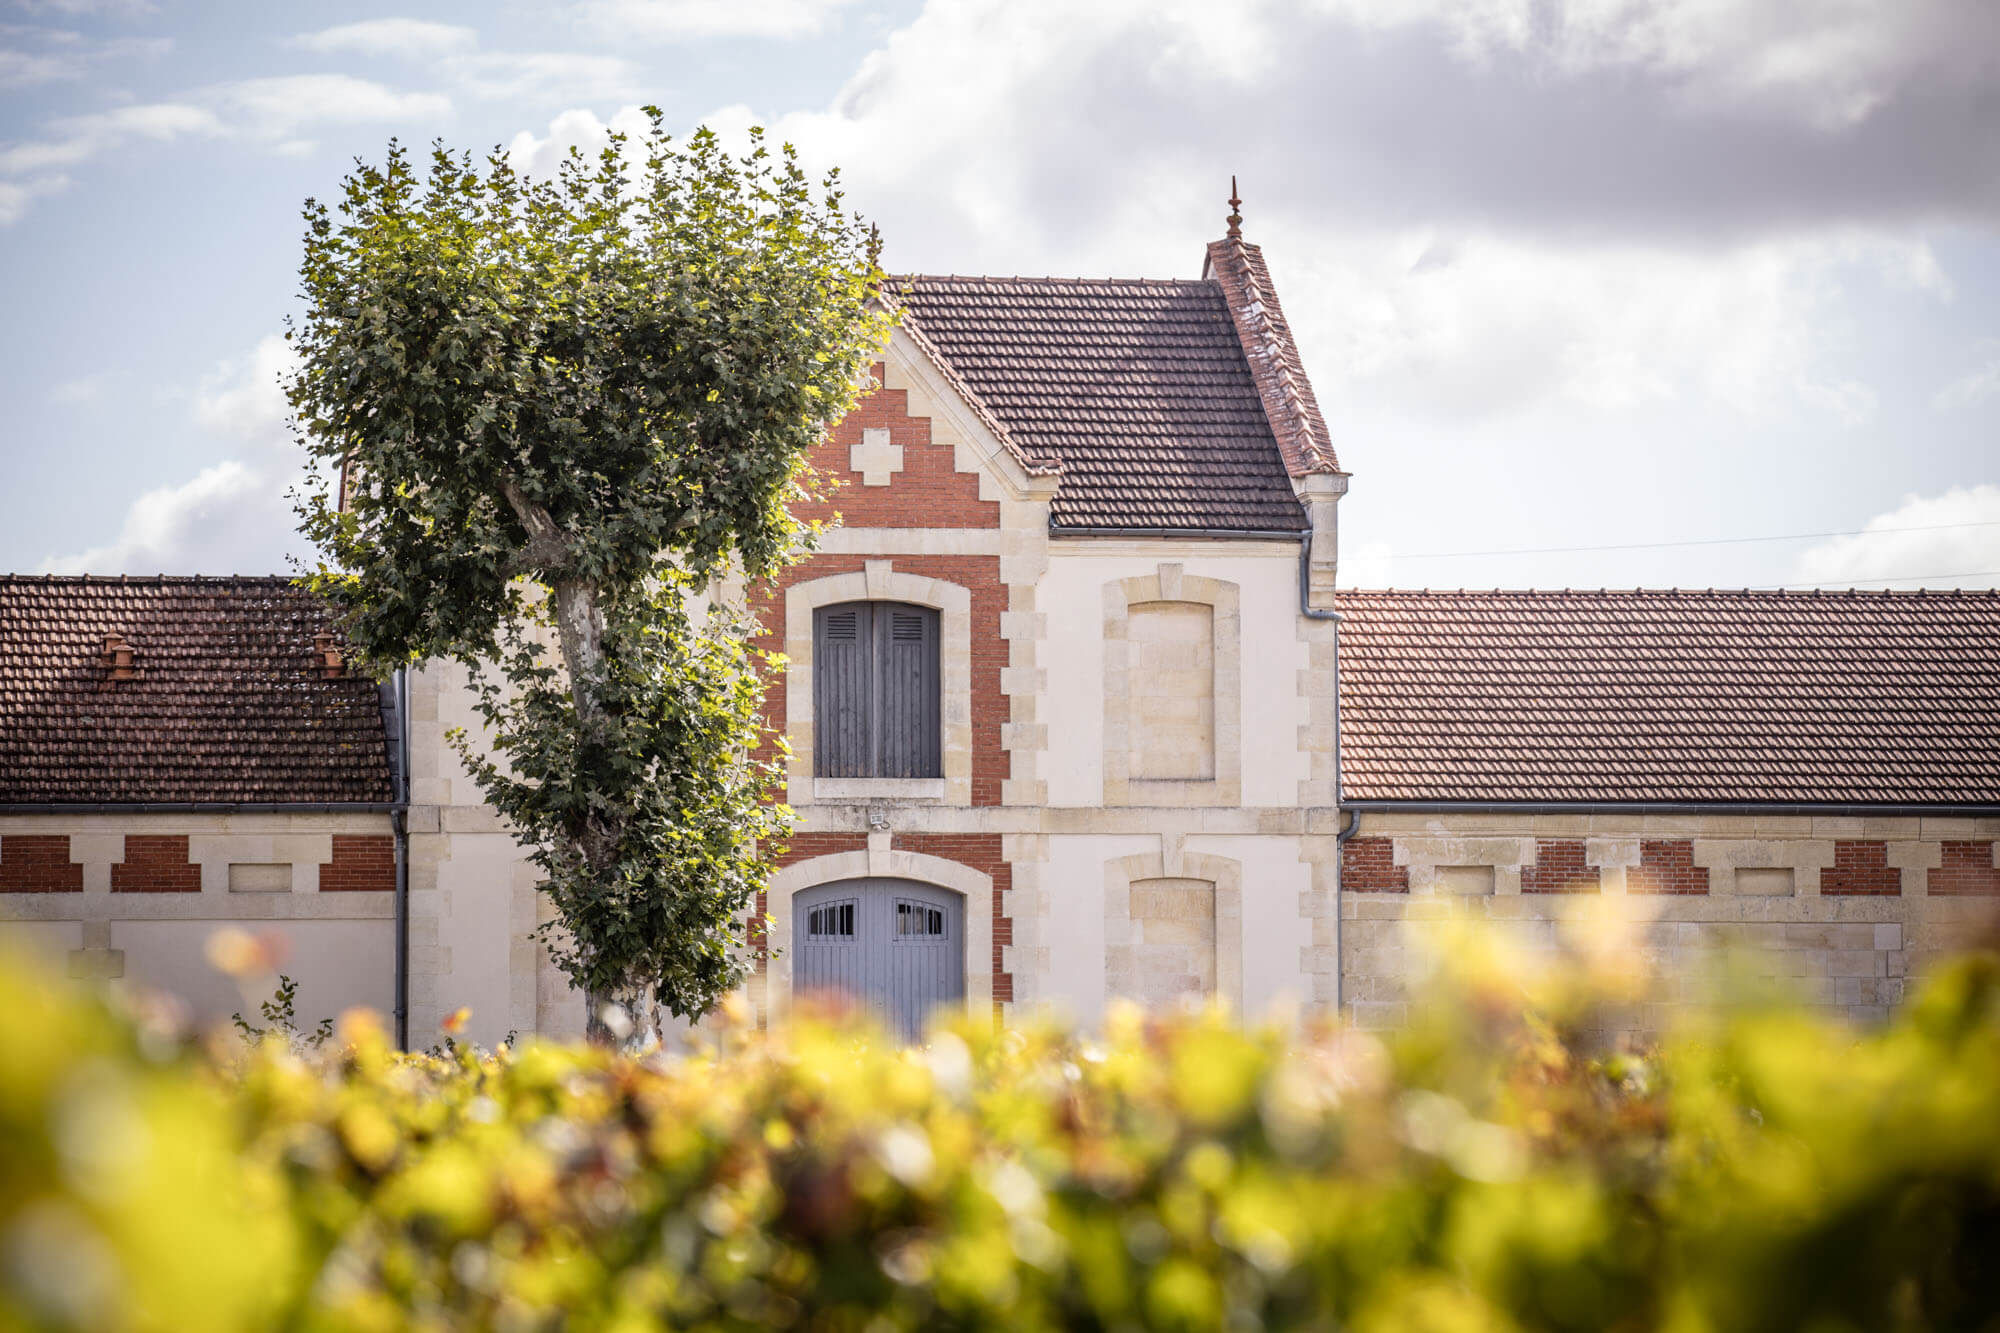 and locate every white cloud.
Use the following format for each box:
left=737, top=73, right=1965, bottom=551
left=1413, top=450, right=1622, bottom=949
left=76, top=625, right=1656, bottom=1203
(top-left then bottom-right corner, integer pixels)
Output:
left=38, top=461, right=278, bottom=575
left=289, top=18, right=476, bottom=58
left=192, top=334, right=295, bottom=440
left=445, top=52, right=645, bottom=104
left=39, top=336, right=307, bottom=575
left=1790, top=486, right=2000, bottom=590
left=1313, top=0, right=2000, bottom=131
left=0, top=172, right=68, bottom=222
left=0, top=76, right=448, bottom=224
left=573, top=0, right=860, bottom=42
left=204, top=75, right=451, bottom=137
left=1935, top=342, right=2000, bottom=412
left=0, top=101, right=221, bottom=175
left=0, top=27, right=171, bottom=89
